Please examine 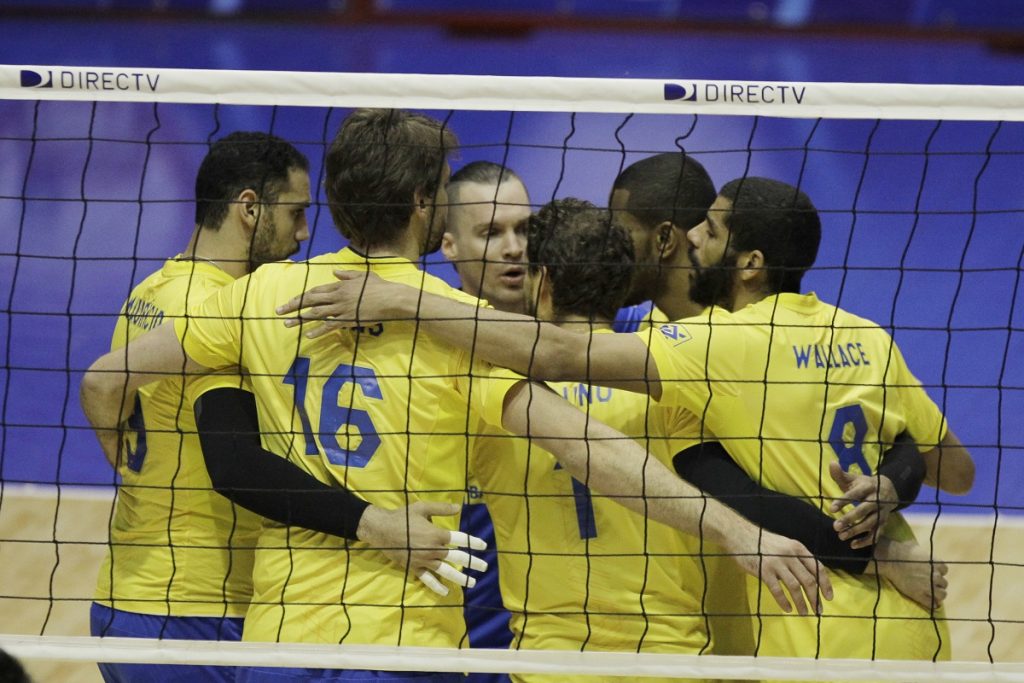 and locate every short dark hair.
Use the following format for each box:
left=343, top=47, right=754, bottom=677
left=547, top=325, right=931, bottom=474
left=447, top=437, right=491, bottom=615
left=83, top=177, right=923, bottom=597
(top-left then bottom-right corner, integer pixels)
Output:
left=612, top=152, right=716, bottom=231
left=527, top=198, right=634, bottom=321
left=194, top=131, right=308, bottom=230
left=450, top=160, right=522, bottom=188
left=718, top=176, right=821, bottom=294
left=325, top=109, right=458, bottom=246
